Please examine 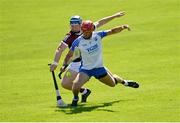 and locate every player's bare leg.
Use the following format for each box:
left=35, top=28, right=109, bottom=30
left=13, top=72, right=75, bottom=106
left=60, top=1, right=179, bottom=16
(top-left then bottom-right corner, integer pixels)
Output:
left=99, top=70, right=139, bottom=88
left=61, top=69, right=78, bottom=90
left=71, top=72, right=90, bottom=106
left=113, top=74, right=139, bottom=88
left=98, top=72, right=116, bottom=87
left=61, top=69, right=91, bottom=102
left=105, top=67, right=124, bottom=84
